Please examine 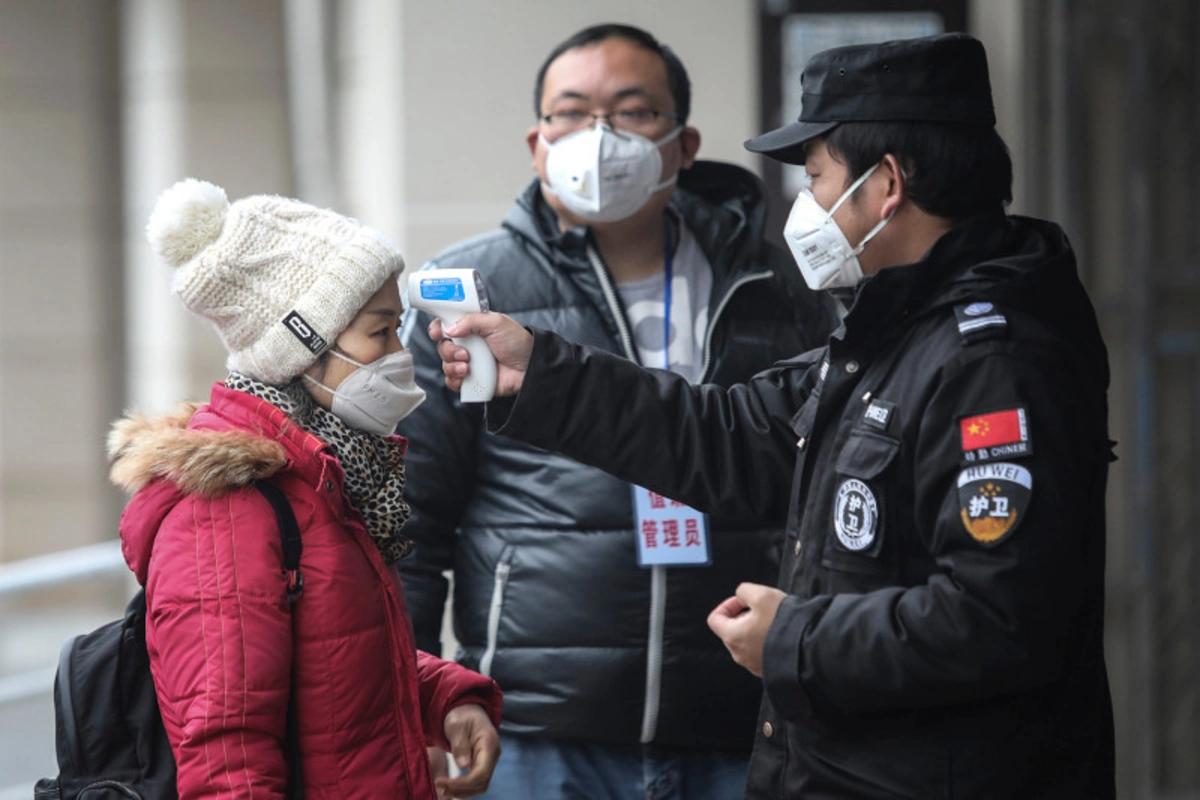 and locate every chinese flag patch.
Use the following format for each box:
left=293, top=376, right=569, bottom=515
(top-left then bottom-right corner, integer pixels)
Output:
left=959, top=408, right=1032, bottom=463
